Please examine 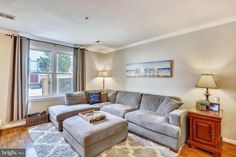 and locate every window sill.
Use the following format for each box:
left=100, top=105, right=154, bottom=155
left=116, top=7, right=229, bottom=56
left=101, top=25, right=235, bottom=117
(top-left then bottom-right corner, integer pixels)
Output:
left=29, top=95, right=64, bottom=102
